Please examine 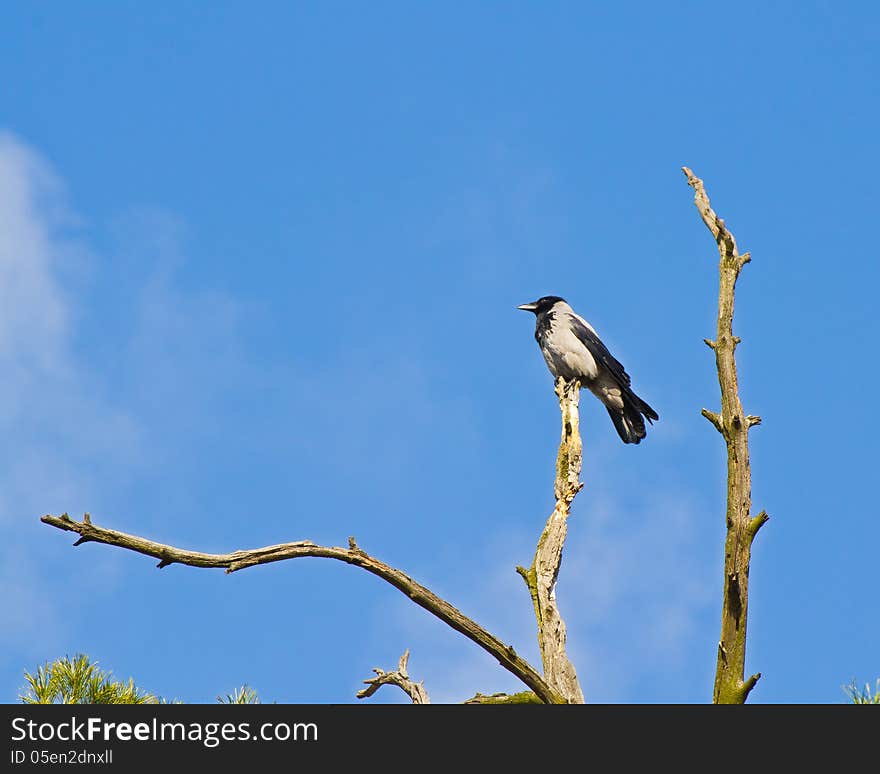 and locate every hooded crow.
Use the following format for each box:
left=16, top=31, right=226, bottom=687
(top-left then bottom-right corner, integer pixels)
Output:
left=518, top=296, right=658, bottom=444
